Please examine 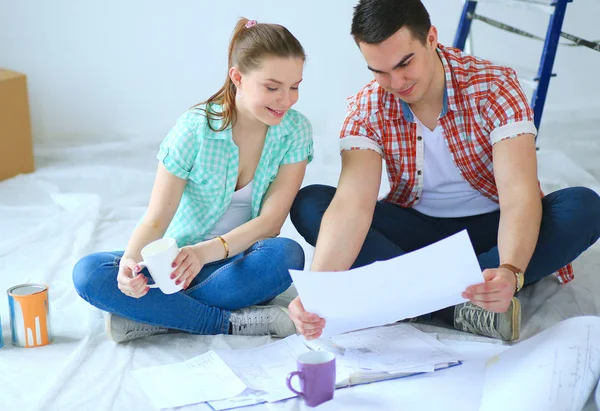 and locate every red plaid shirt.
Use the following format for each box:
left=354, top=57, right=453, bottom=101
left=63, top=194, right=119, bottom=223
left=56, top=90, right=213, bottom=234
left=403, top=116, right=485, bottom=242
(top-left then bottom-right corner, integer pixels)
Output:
left=339, top=44, right=573, bottom=284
